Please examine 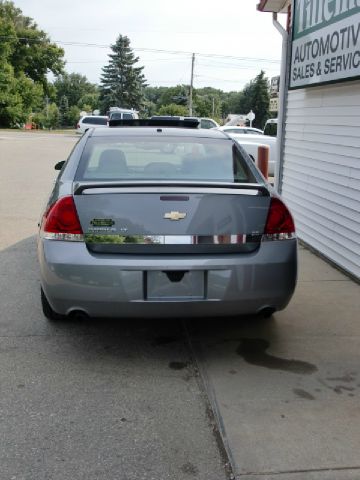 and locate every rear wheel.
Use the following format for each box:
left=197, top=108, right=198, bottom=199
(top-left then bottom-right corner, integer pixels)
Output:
left=41, top=288, right=62, bottom=320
